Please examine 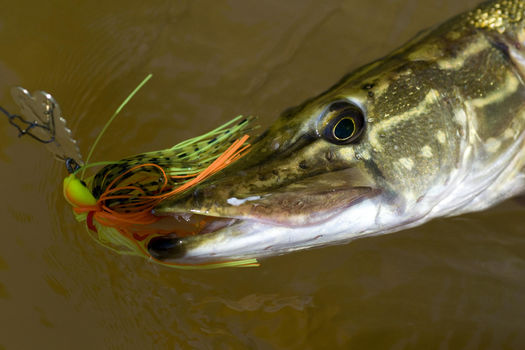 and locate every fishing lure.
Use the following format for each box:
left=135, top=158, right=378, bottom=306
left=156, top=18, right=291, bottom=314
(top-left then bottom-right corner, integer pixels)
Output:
left=2, top=75, right=259, bottom=269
